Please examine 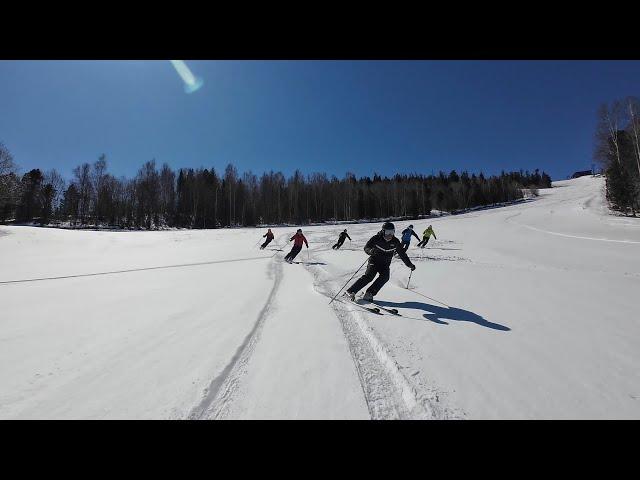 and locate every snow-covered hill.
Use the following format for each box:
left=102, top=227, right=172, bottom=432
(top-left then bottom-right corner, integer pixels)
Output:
left=1, top=176, right=639, bottom=419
